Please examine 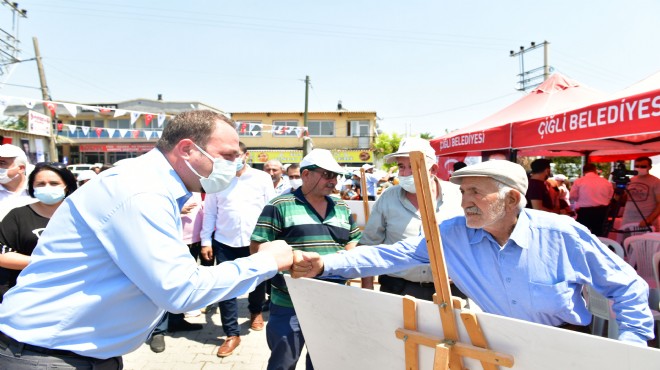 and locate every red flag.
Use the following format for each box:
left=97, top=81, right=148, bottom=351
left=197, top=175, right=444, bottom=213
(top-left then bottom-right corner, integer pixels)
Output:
left=100, top=108, right=112, bottom=115
left=240, top=123, right=247, bottom=134
left=145, top=114, right=153, bottom=126
left=44, top=102, right=56, bottom=116
left=95, top=127, right=103, bottom=137
left=132, top=130, right=140, bottom=138
left=57, top=122, right=63, bottom=131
